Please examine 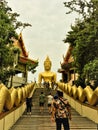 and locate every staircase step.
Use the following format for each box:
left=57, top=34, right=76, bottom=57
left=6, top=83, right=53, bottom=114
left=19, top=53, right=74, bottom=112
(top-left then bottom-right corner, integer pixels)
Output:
left=10, top=87, right=98, bottom=130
